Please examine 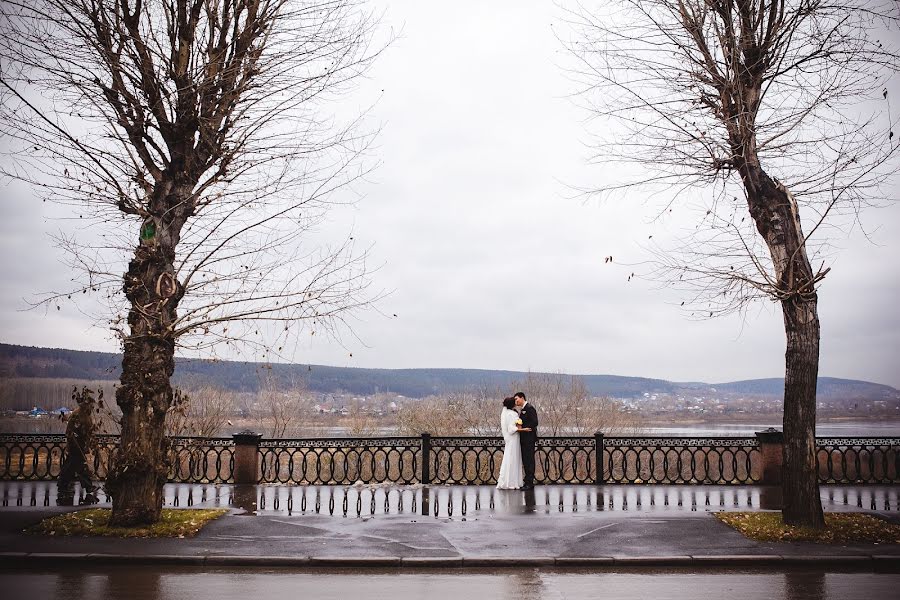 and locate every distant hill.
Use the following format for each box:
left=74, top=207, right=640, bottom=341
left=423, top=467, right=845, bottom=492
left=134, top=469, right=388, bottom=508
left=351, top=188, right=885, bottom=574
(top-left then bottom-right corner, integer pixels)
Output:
left=0, top=343, right=120, bottom=380
left=710, top=377, right=900, bottom=400
left=1, top=342, right=897, bottom=400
